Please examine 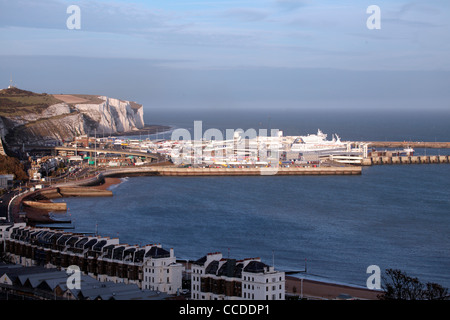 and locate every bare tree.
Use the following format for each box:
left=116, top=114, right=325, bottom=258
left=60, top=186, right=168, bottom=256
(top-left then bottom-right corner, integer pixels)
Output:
left=381, top=269, right=449, bottom=300
left=423, top=282, right=449, bottom=300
